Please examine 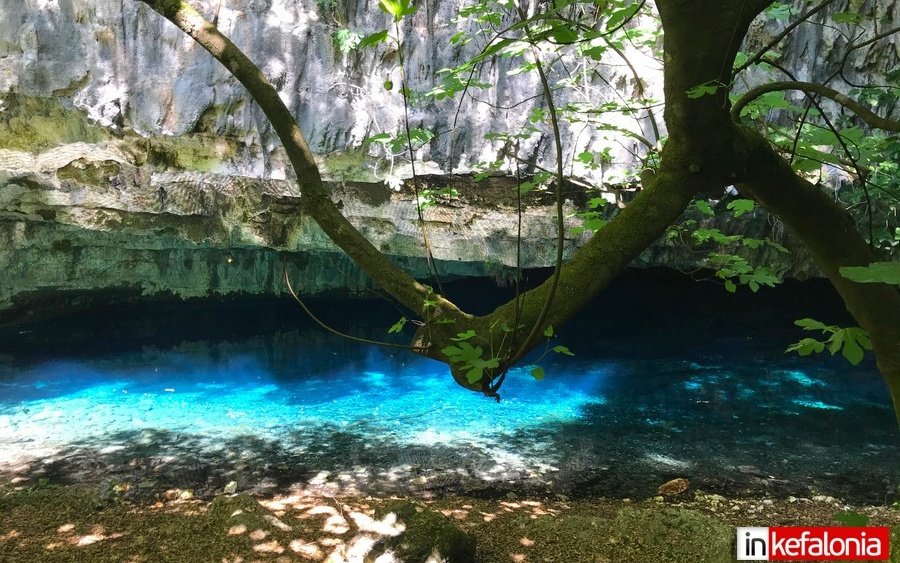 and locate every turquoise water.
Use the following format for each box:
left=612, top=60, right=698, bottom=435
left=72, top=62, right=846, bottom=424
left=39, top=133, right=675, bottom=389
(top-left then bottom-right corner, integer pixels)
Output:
left=0, top=274, right=898, bottom=503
